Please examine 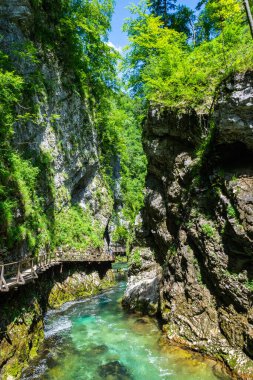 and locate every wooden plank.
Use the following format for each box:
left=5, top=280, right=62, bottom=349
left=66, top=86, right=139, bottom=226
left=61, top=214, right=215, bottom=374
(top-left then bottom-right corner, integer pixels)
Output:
left=0, top=252, right=115, bottom=293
